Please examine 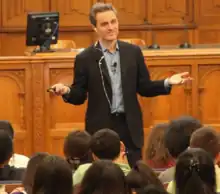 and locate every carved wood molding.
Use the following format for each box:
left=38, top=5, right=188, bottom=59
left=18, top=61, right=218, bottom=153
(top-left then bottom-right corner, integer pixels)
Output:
left=32, top=61, right=45, bottom=152
left=0, top=23, right=197, bottom=33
